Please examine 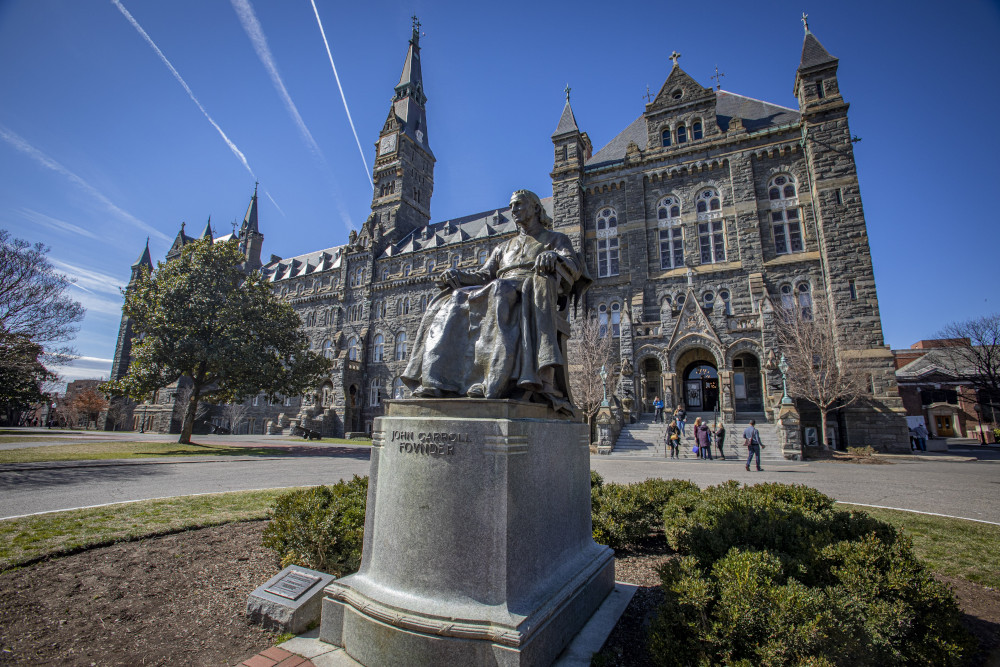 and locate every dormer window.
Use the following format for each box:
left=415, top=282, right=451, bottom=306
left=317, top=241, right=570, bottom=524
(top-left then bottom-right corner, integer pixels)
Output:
left=692, top=120, right=703, bottom=140
left=661, top=128, right=671, bottom=147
